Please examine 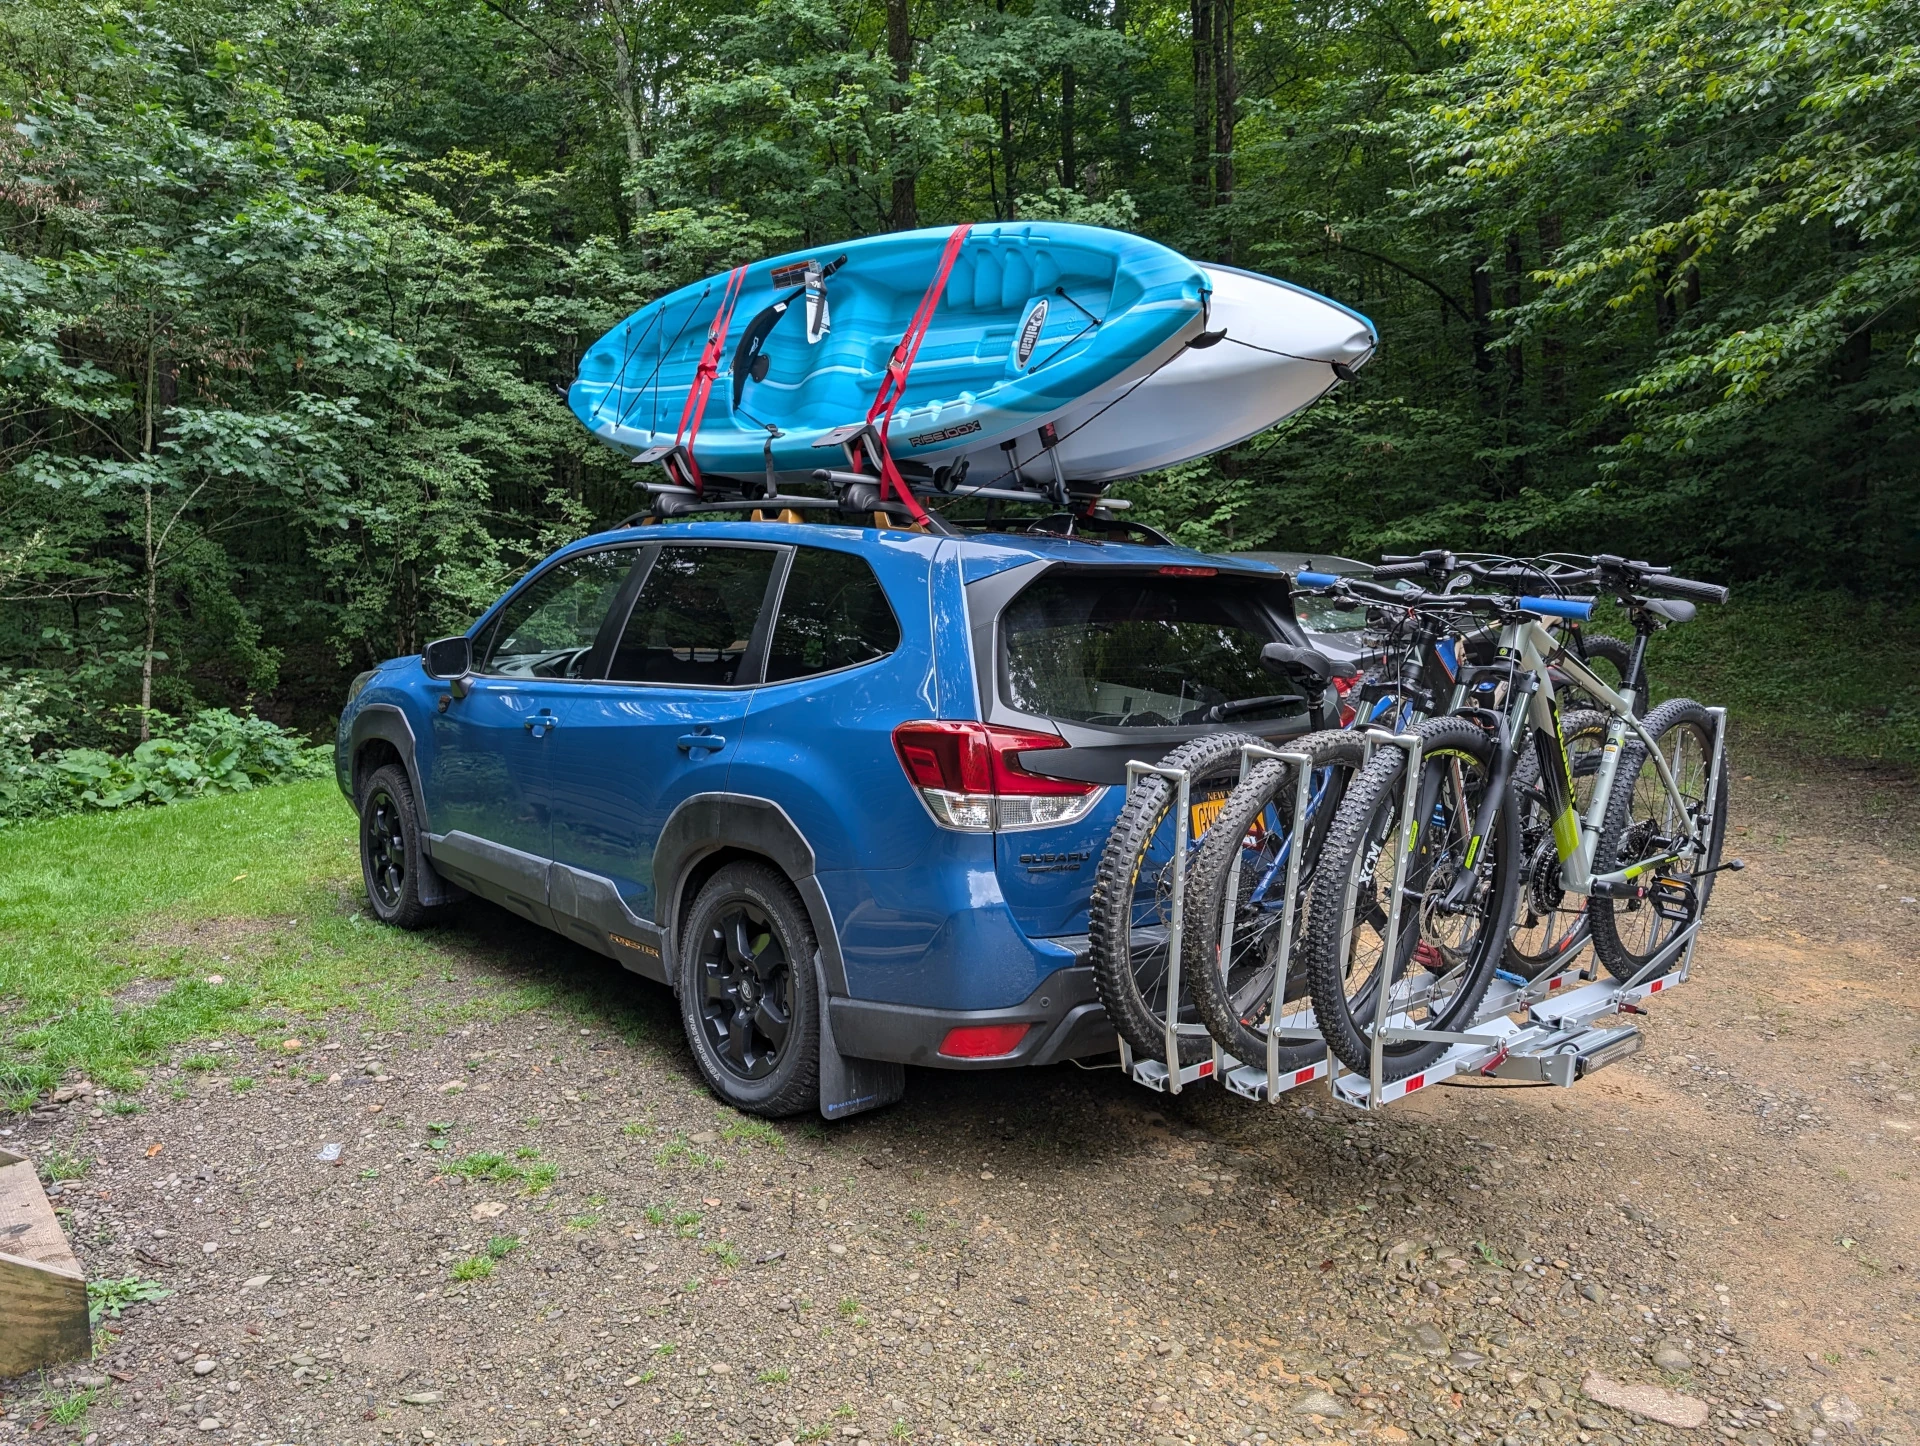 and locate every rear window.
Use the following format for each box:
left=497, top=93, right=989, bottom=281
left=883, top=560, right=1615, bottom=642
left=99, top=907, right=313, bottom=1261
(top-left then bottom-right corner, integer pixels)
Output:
left=765, top=547, right=900, bottom=682
left=999, top=572, right=1303, bottom=728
